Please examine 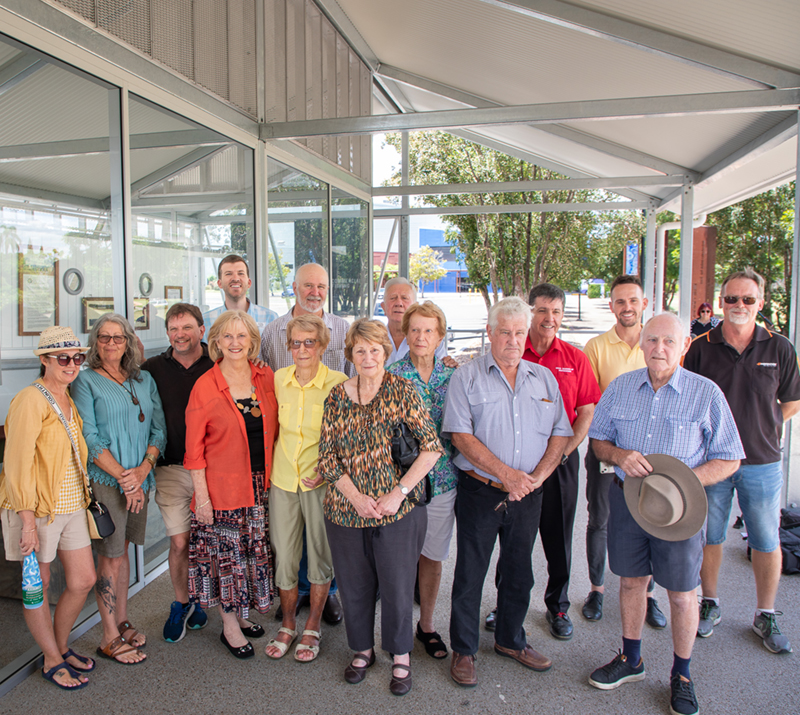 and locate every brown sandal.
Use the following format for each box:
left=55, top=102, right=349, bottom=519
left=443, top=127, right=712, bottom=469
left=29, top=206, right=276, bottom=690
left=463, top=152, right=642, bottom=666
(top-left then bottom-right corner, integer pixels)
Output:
left=96, top=636, right=146, bottom=665
left=118, top=620, right=146, bottom=648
